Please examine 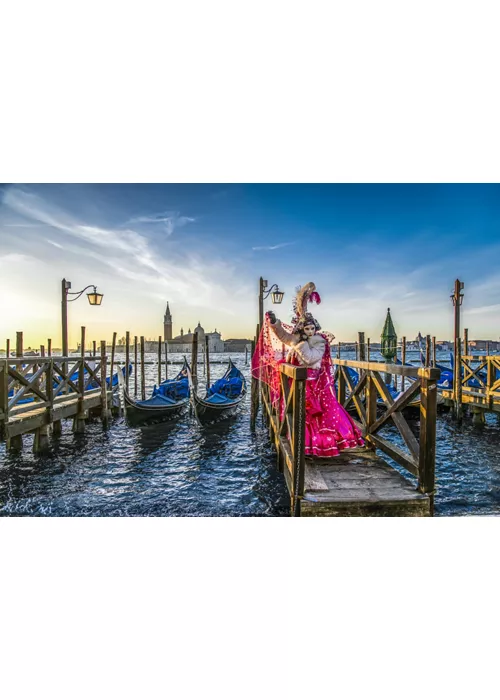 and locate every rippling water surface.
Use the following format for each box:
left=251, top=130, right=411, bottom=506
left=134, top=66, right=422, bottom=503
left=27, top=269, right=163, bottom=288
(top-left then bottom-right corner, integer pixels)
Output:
left=1, top=351, right=500, bottom=516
